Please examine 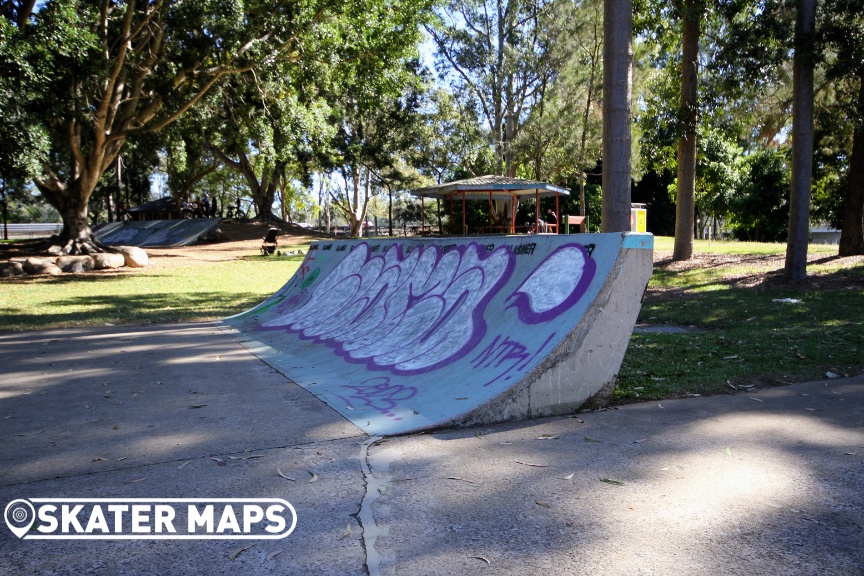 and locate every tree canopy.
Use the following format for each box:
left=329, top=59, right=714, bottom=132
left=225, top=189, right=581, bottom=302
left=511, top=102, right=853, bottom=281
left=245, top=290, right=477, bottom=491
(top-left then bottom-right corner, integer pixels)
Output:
left=1, top=0, right=861, bottom=257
